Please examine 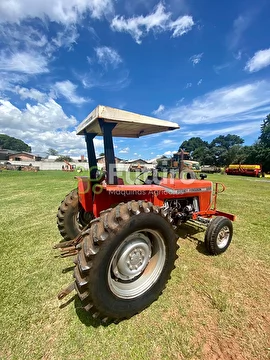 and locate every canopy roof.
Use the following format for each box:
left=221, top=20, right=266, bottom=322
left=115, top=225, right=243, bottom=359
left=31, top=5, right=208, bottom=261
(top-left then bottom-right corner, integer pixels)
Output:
left=76, top=105, right=179, bottom=137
